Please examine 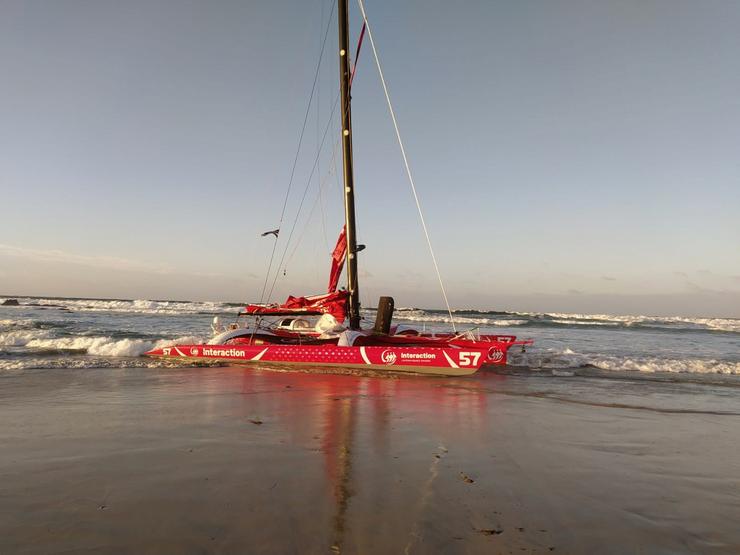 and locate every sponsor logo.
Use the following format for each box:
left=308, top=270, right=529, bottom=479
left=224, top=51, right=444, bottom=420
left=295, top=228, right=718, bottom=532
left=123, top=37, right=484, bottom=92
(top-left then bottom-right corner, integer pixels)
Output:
left=400, top=352, right=436, bottom=360
left=202, top=347, right=246, bottom=358
left=381, top=350, right=437, bottom=365
left=488, top=348, right=504, bottom=363
left=190, top=348, right=200, bottom=356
